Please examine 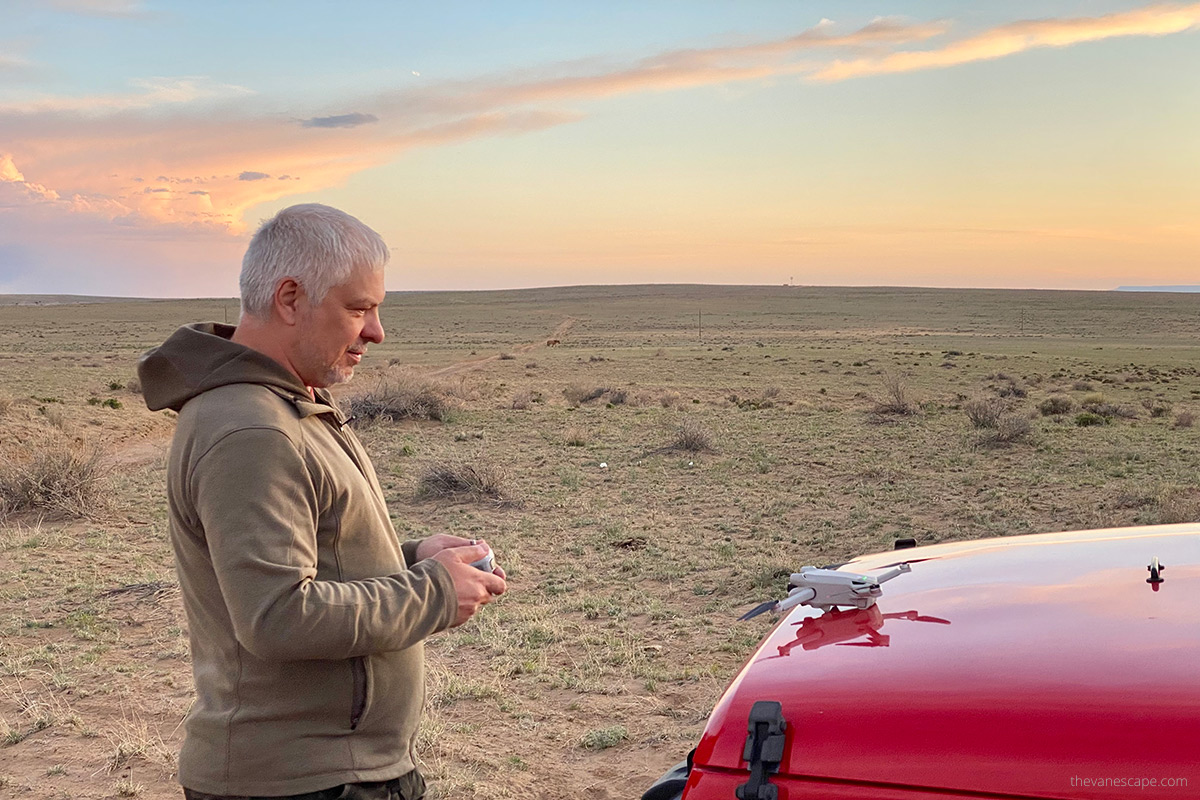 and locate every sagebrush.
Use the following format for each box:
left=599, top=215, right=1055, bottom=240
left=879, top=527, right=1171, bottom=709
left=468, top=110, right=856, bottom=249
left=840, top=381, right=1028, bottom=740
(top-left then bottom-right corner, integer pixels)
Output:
left=416, top=458, right=517, bottom=506
left=347, top=371, right=463, bottom=423
left=0, top=443, right=109, bottom=519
